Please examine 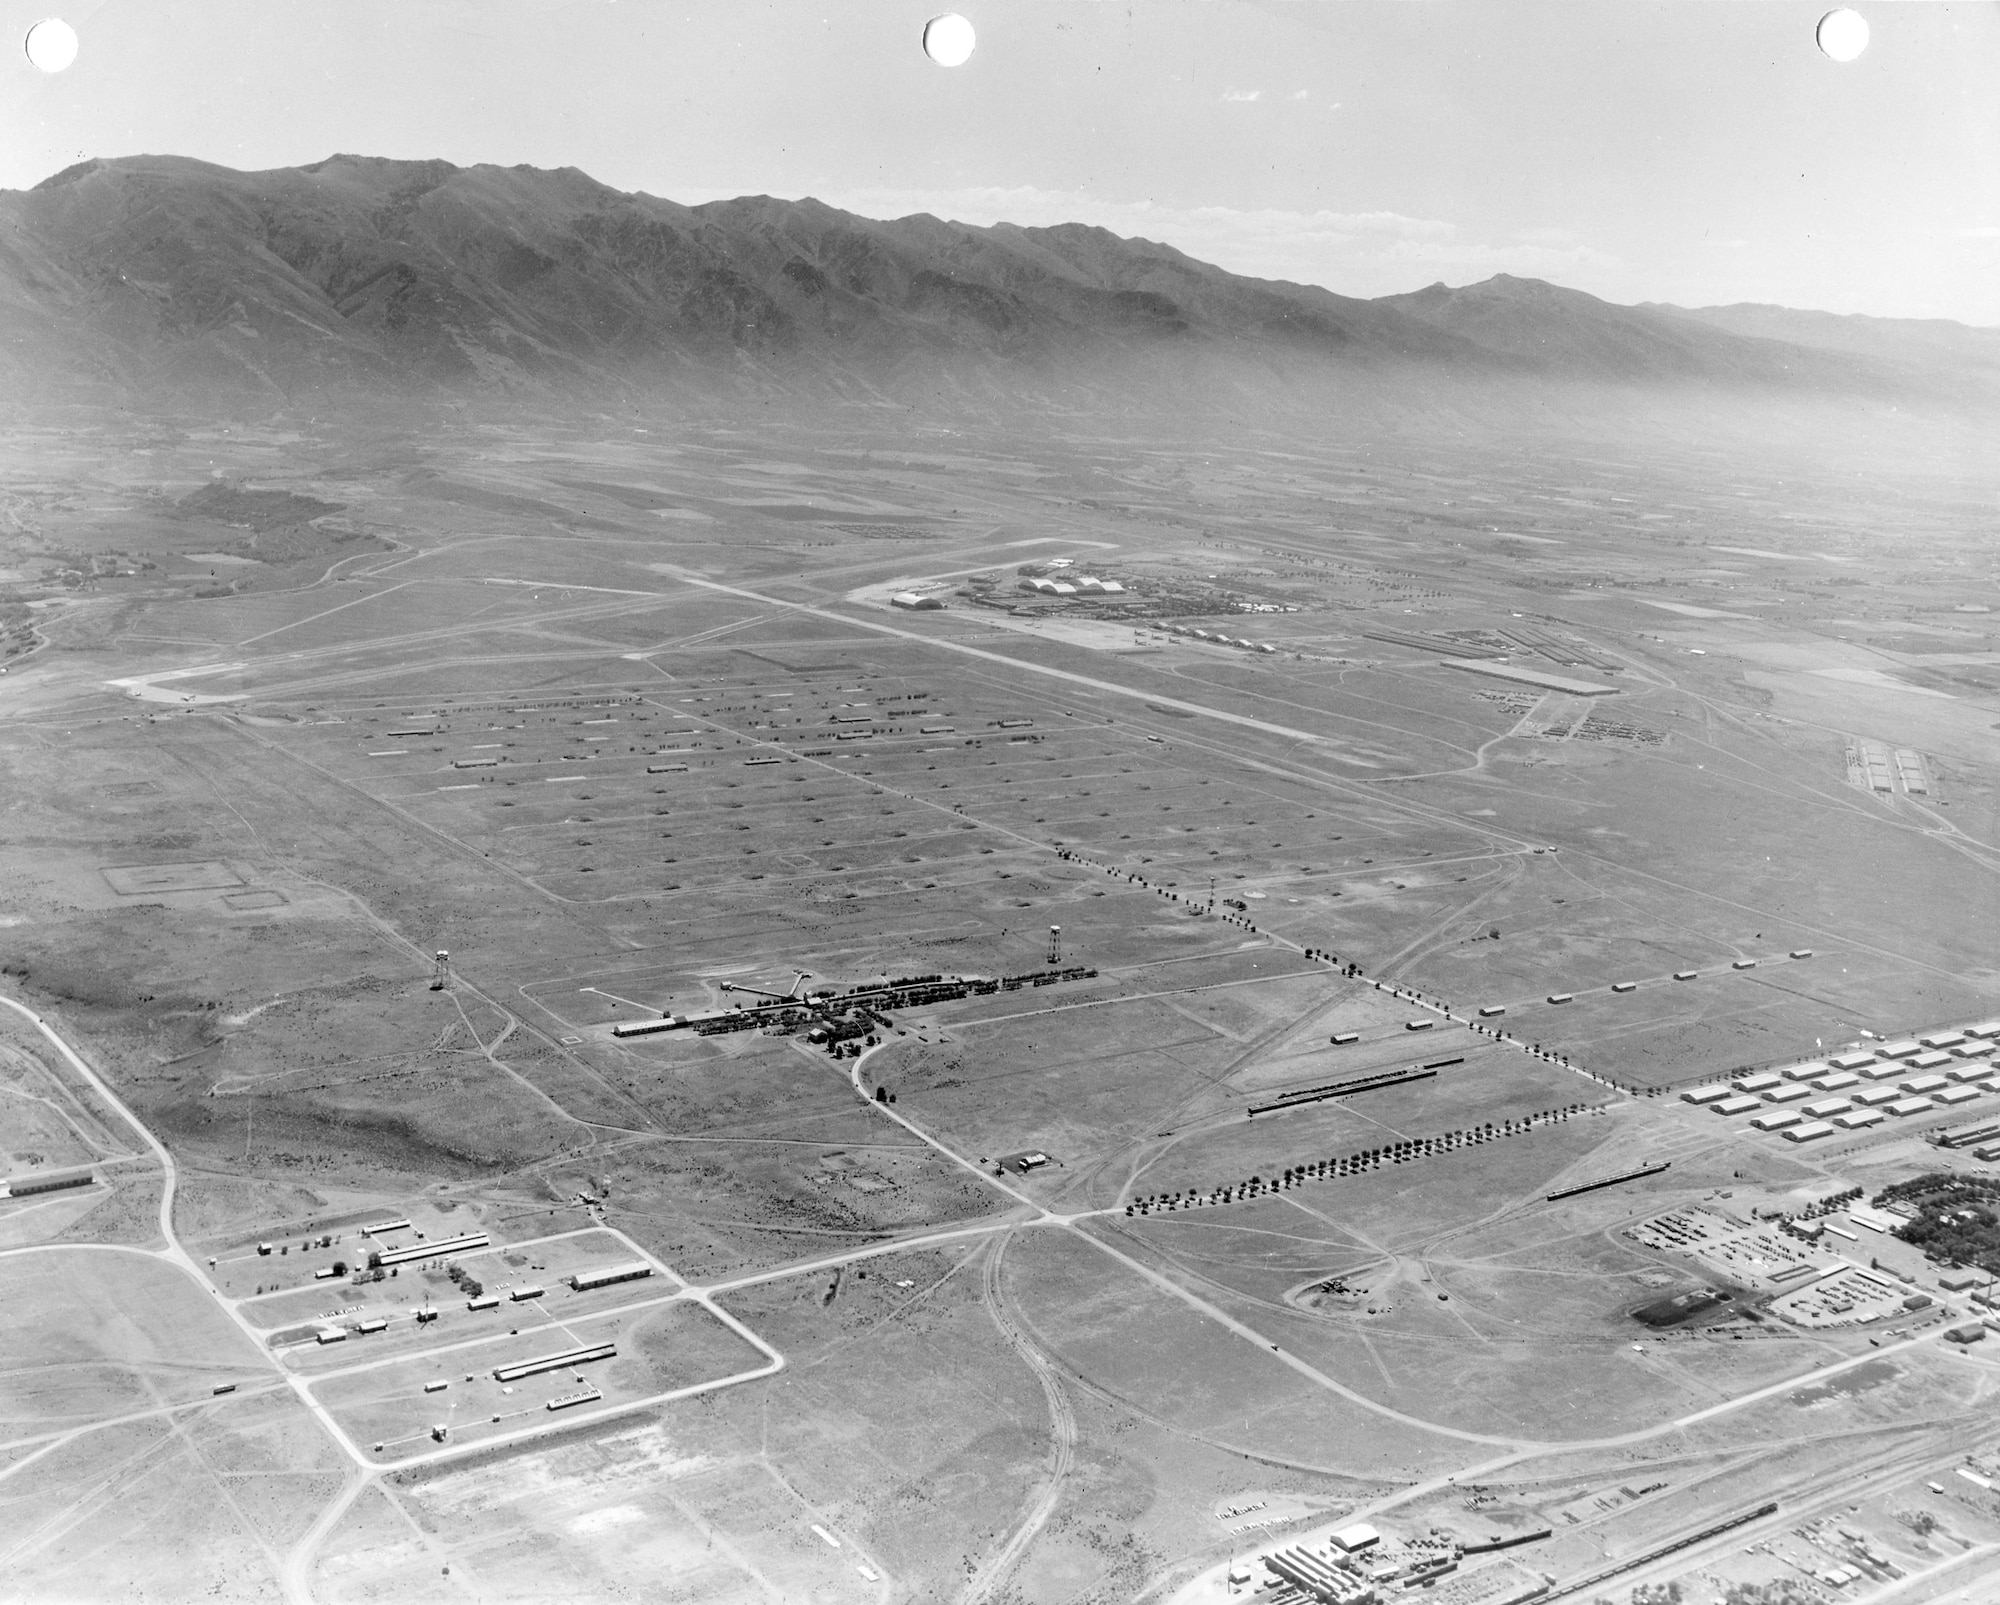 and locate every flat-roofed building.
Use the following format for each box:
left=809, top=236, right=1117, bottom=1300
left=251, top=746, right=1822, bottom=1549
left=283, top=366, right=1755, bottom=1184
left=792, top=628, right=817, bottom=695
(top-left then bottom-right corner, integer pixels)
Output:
left=1438, top=659, right=1619, bottom=696
left=492, top=1342, right=615, bottom=1383
left=3, top=1169, right=93, bottom=1199
left=569, top=1261, right=654, bottom=1292
left=373, top=1231, right=489, bottom=1269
